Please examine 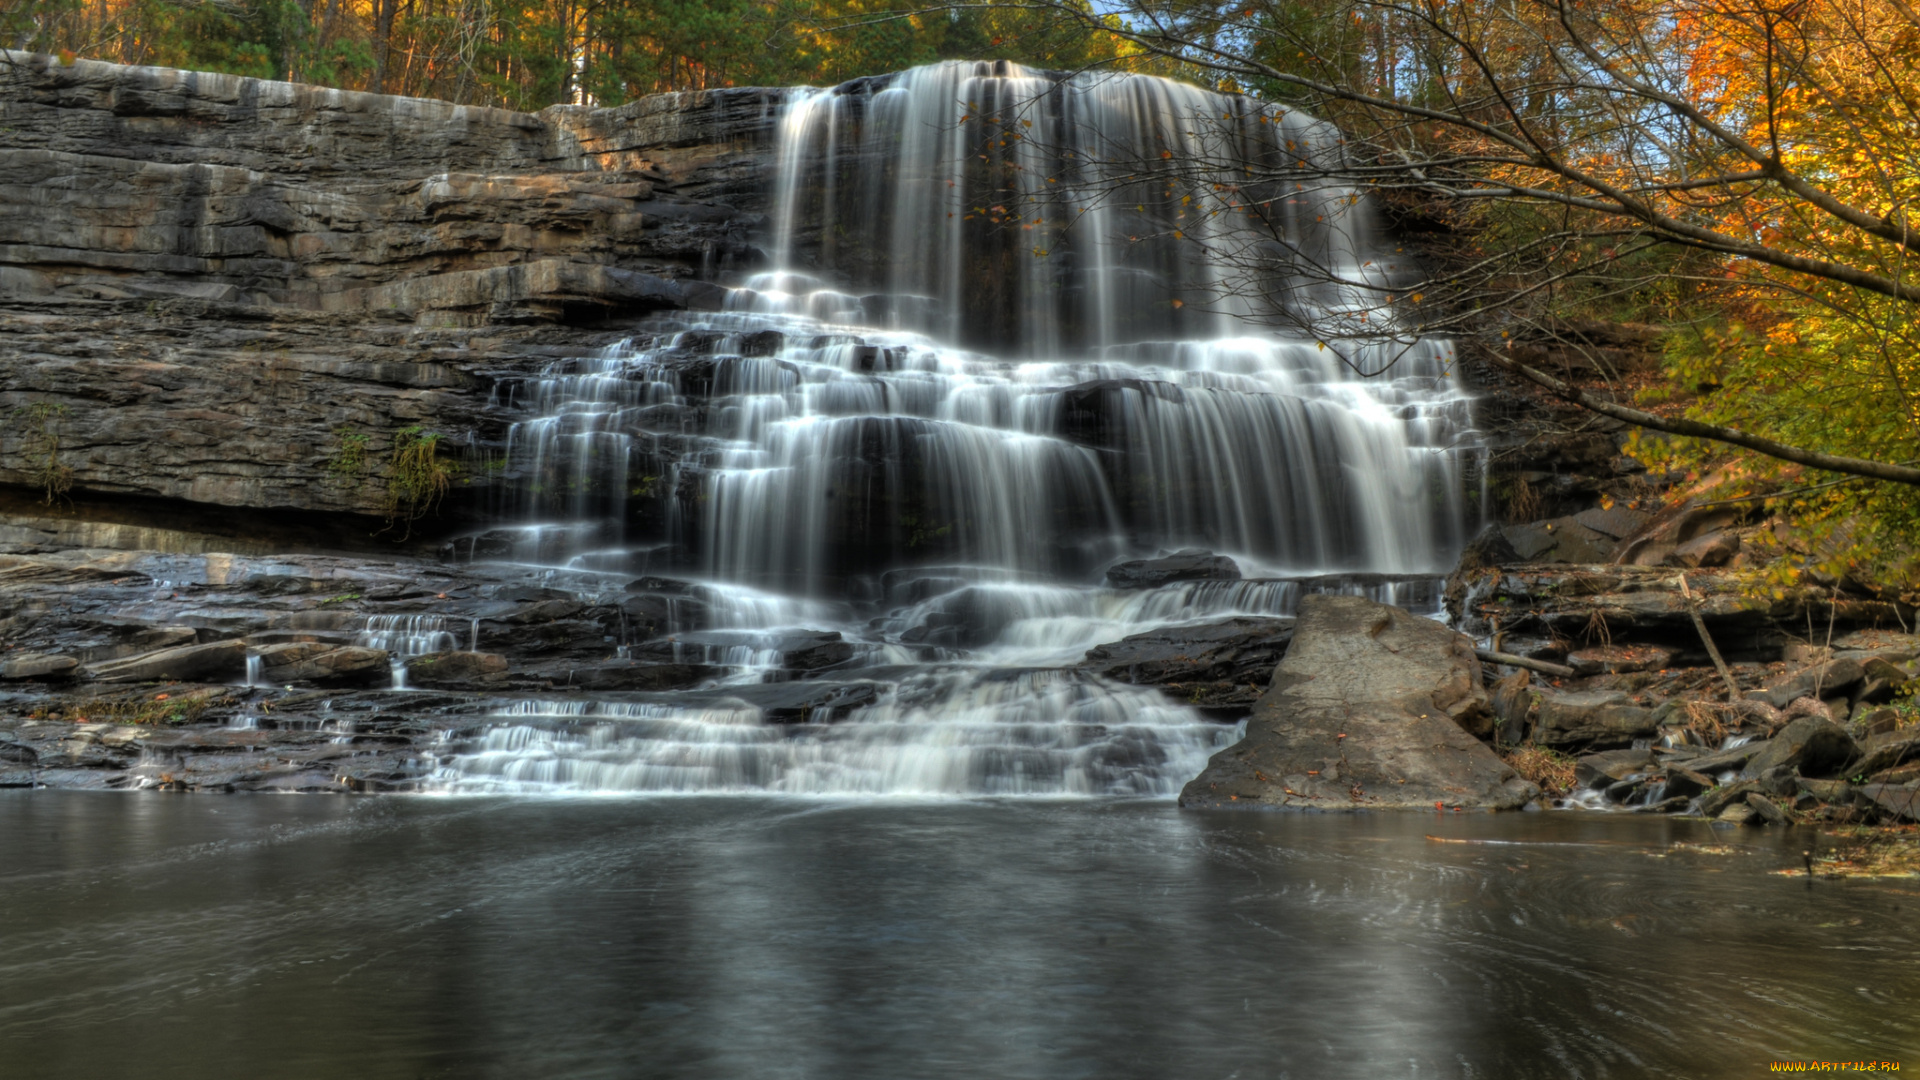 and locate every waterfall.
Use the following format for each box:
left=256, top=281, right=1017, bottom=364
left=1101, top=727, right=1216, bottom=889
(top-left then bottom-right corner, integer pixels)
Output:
left=357, top=615, right=459, bottom=691
left=446, top=61, right=1481, bottom=797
